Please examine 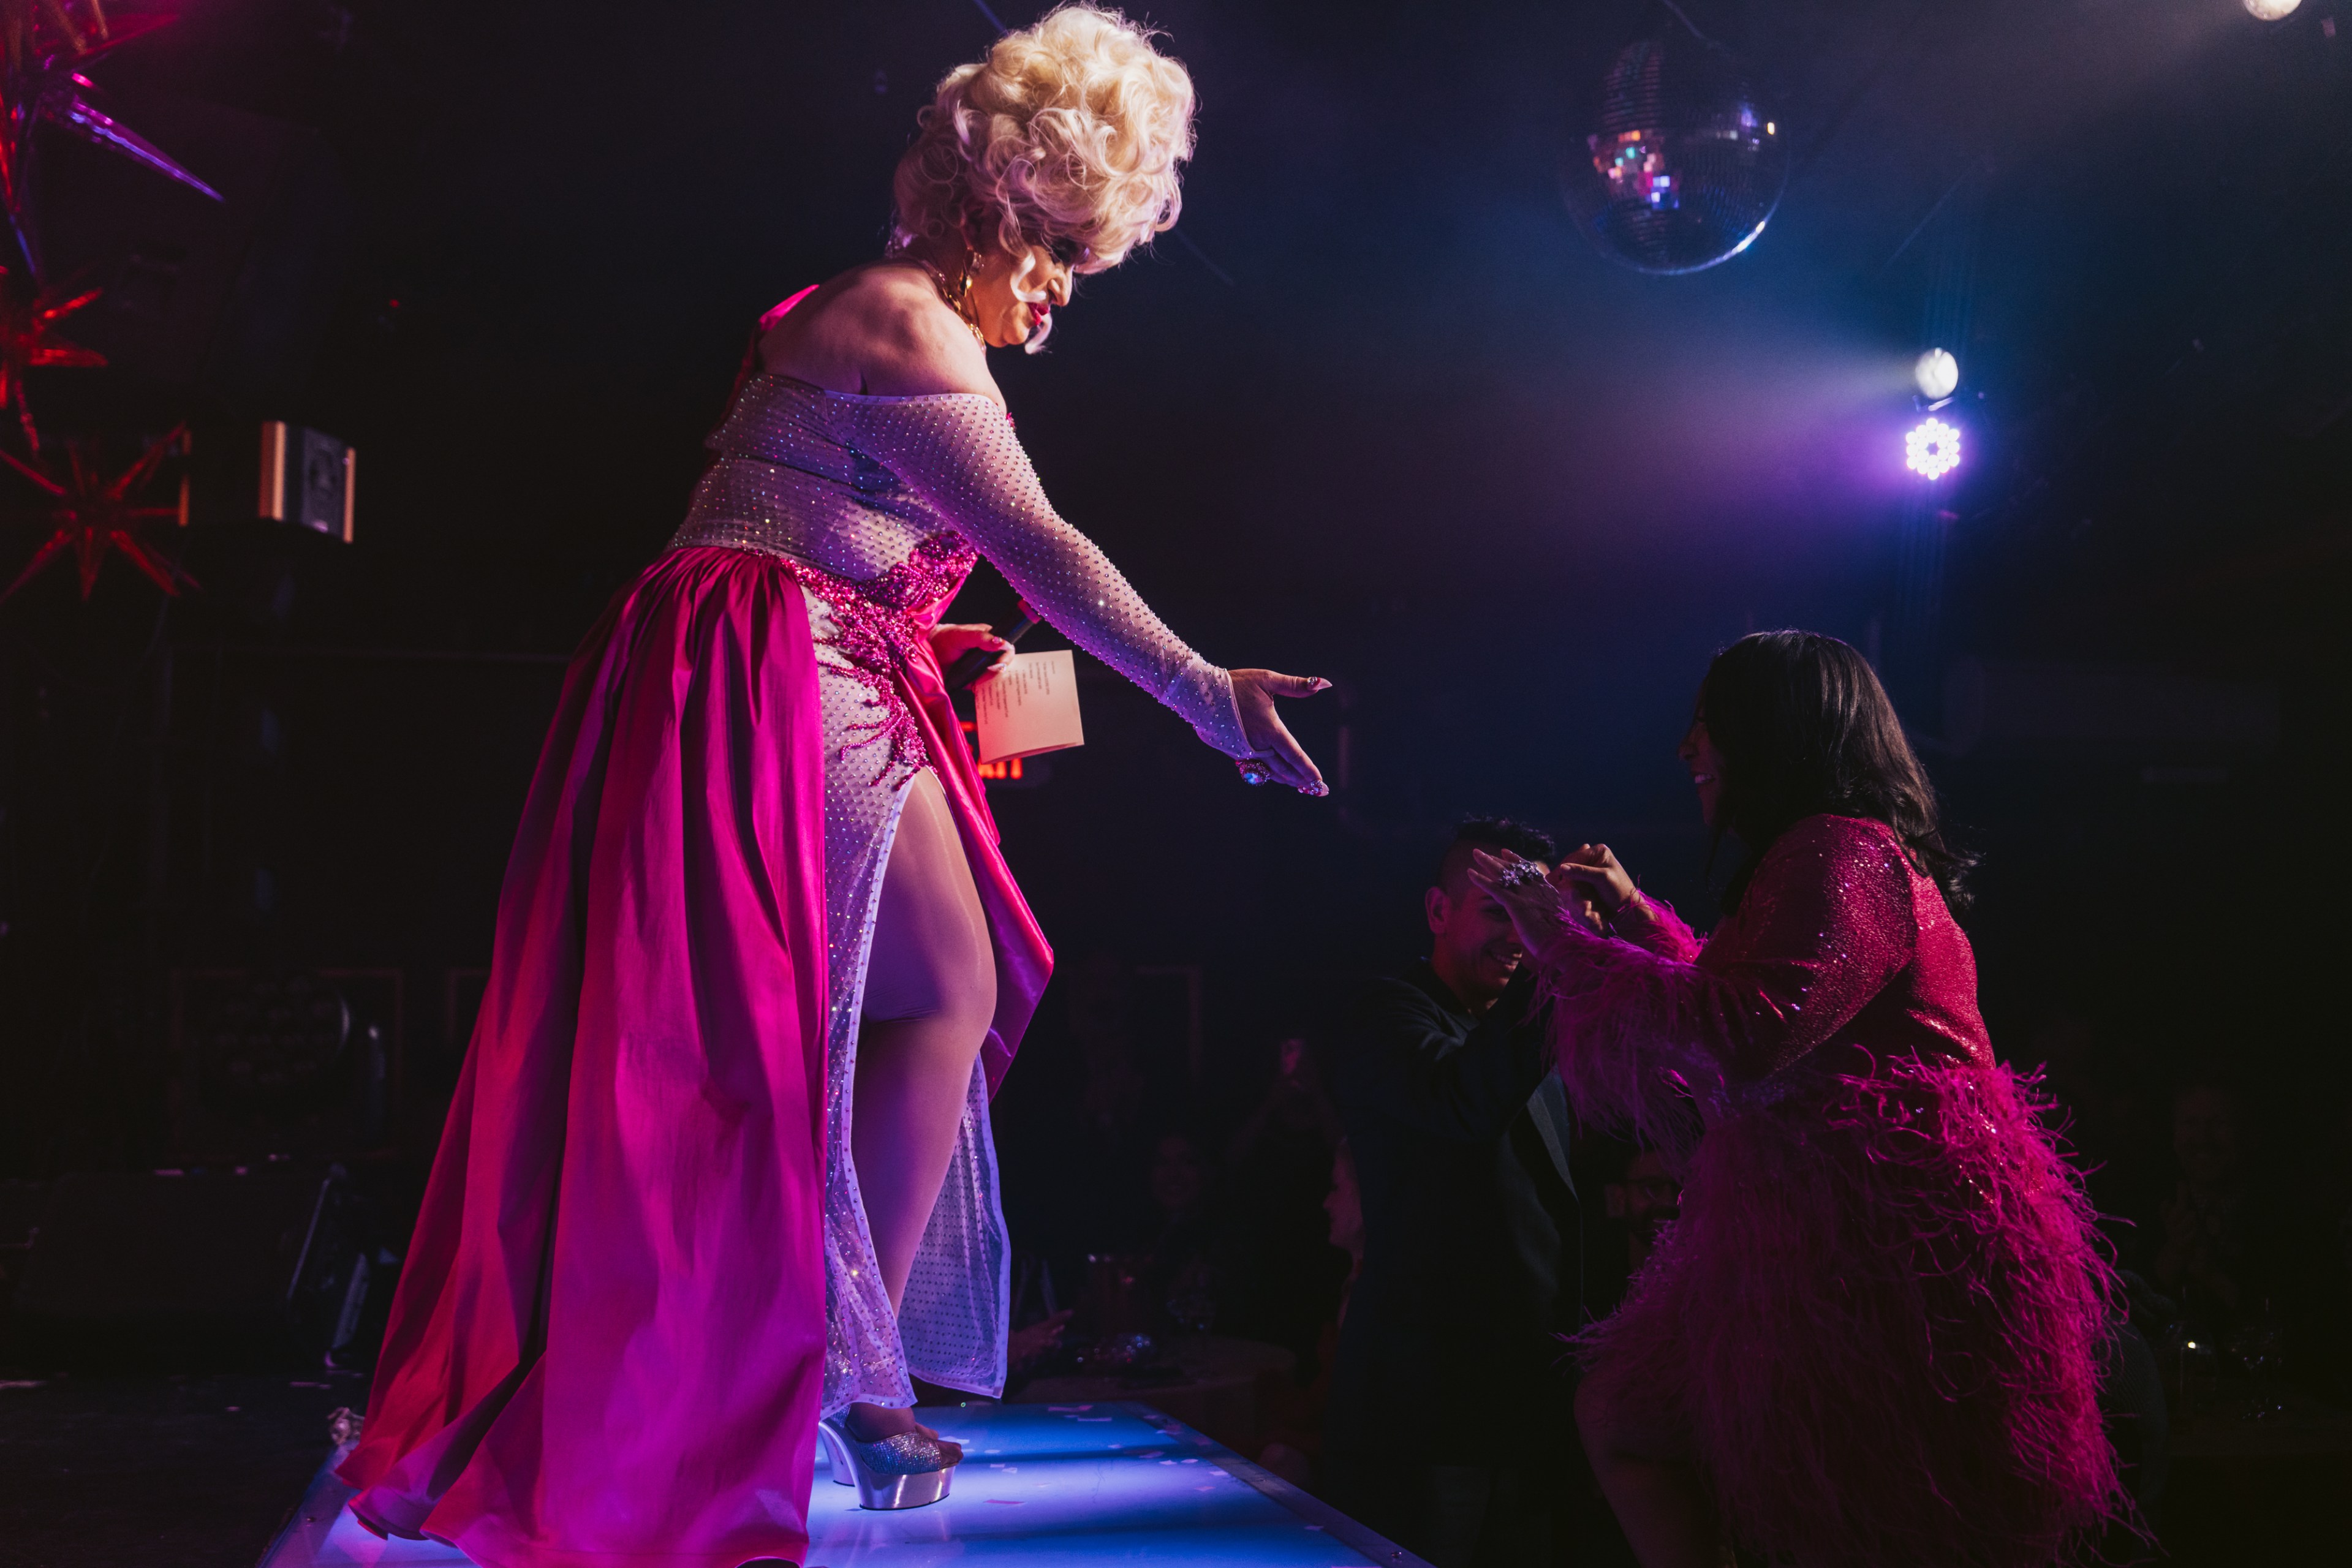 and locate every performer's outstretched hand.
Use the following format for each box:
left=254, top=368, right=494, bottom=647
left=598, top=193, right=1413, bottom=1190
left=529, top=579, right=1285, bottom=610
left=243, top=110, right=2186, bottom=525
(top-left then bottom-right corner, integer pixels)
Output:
left=1230, top=669, right=1332, bottom=796
left=1467, top=847, right=1590, bottom=954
